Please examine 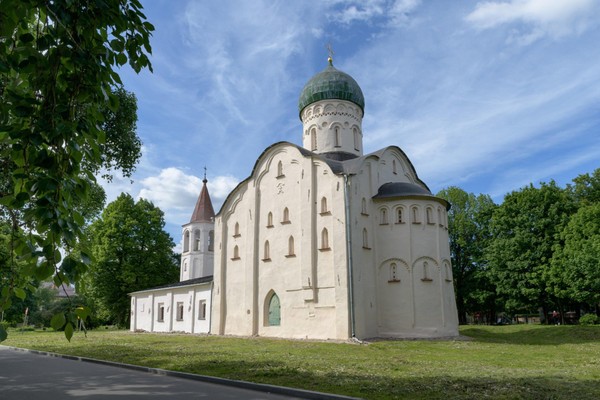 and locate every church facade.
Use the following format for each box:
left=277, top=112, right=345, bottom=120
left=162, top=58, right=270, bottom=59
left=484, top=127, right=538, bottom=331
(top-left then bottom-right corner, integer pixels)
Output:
left=130, top=58, right=459, bottom=339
